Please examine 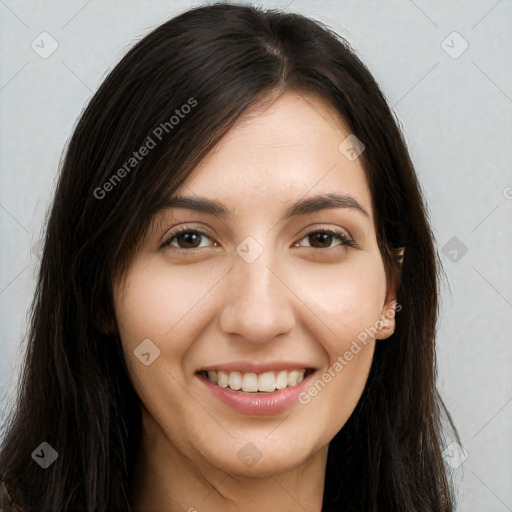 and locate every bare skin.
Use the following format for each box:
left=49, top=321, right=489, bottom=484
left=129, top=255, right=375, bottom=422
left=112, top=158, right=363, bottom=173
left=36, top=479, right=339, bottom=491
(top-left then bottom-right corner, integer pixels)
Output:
left=114, top=91, right=397, bottom=512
